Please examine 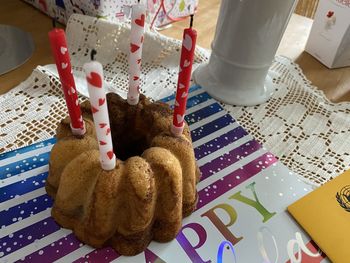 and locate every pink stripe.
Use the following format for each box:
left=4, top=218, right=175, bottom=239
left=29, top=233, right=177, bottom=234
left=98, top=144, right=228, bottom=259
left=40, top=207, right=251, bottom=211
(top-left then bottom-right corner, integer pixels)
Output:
left=73, top=247, right=120, bottom=263
left=197, top=153, right=277, bottom=210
